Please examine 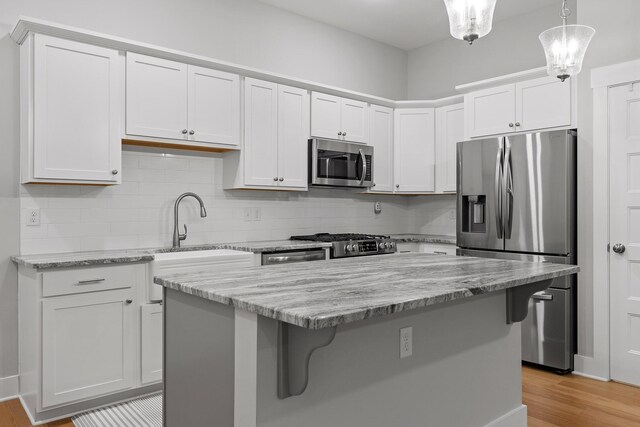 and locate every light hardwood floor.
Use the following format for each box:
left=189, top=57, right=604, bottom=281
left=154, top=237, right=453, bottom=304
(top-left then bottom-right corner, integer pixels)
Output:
left=1, top=366, right=639, bottom=426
